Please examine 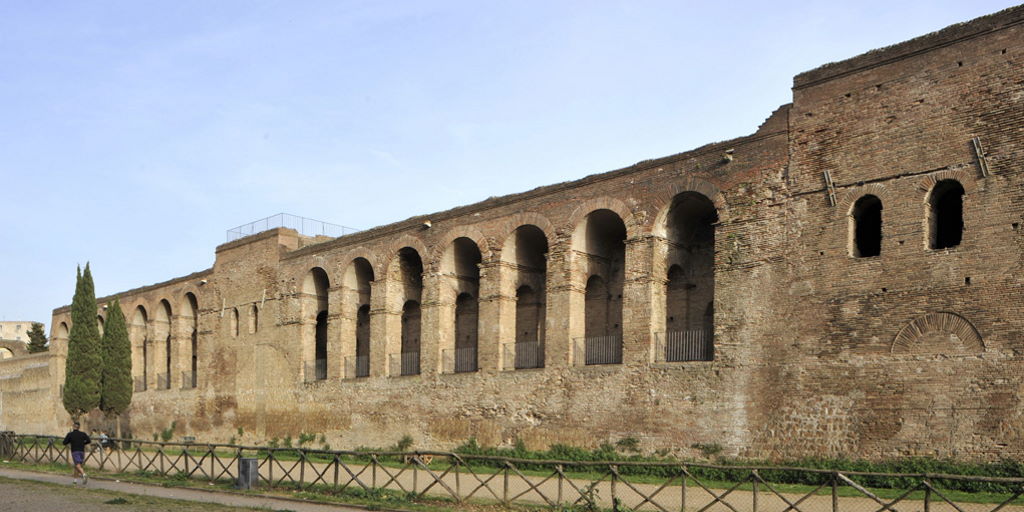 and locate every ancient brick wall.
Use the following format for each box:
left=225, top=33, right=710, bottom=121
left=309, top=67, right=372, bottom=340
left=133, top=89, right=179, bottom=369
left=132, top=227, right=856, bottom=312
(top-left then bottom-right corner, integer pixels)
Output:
left=16, top=5, right=1023, bottom=460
